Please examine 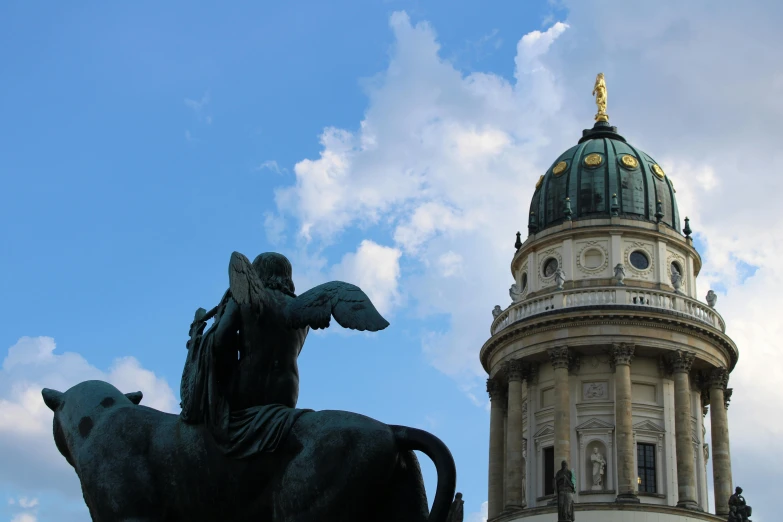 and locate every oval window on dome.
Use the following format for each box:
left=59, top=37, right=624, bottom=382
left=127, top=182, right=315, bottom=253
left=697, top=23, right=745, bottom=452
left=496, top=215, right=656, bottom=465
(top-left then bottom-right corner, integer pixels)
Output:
left=630, top=250, right=650, bottom=270
left=583, top=248, right=603, bottom=269
left=543, top=258, right=559, bottom=278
